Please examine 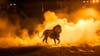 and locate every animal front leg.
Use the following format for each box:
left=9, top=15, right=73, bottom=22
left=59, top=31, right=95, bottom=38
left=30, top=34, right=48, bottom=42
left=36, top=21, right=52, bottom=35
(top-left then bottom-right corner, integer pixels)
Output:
left=45, top=38, right=48, bottom=44
left=57, top=38, right=60, bottom=44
